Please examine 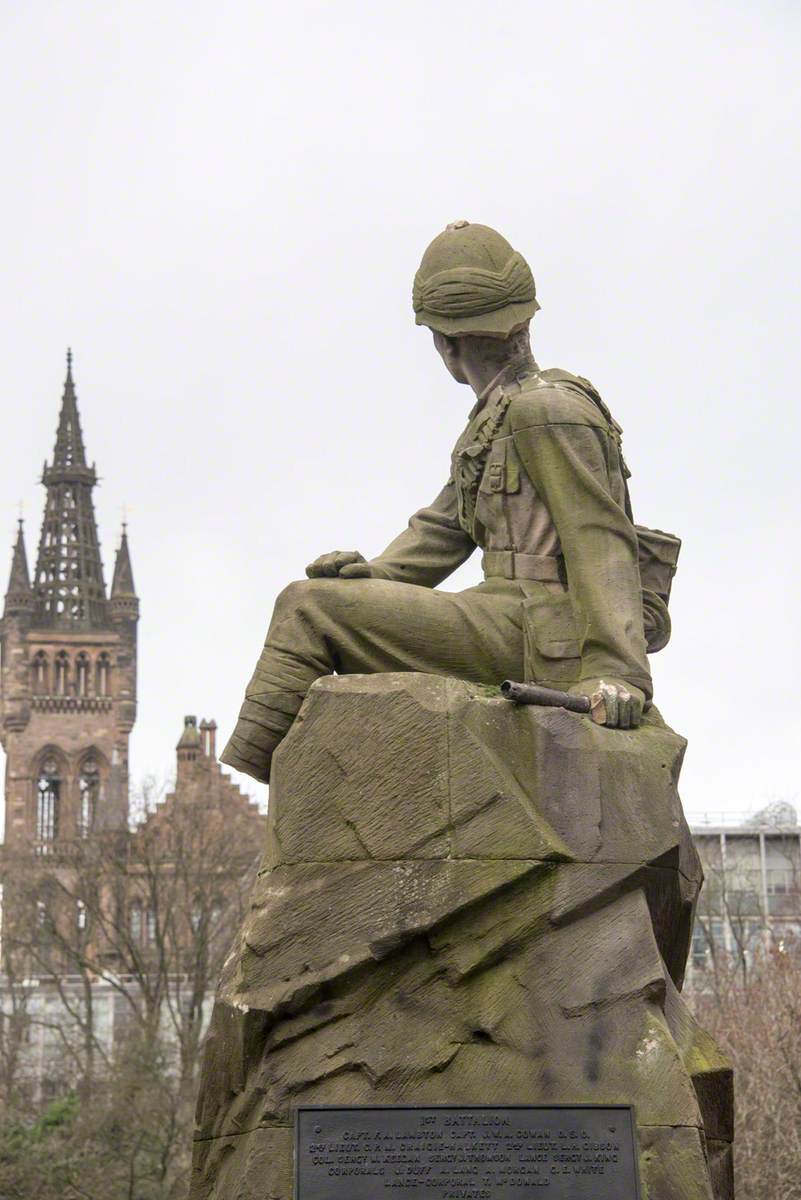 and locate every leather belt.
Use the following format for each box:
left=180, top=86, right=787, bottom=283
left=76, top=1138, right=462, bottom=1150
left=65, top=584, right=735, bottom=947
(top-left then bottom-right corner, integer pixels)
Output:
left=482, top=550, right=564, bottom=583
